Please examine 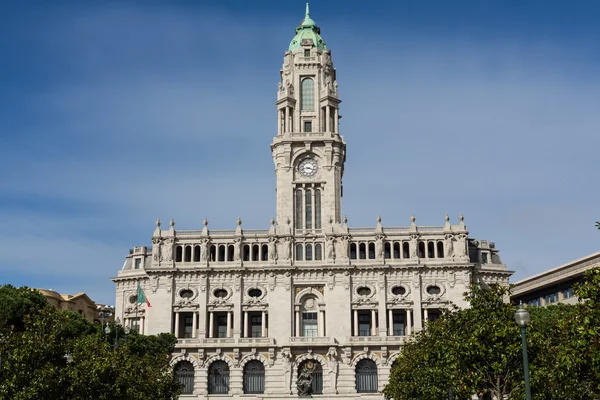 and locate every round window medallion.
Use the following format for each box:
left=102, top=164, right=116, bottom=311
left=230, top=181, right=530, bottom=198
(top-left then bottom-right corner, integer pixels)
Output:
left=427, top=285, right=441, bottom=295
left=180, top=289, right=194, bottom=299
left=128, top=295, right=138, bottom=304
left=392, top=286, right=406, bottom=296
left=214, top=289, right=228, bottom=298
left=357, top=287, right=371, bottom=296
left=248, top=288, right=263, bottom=298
